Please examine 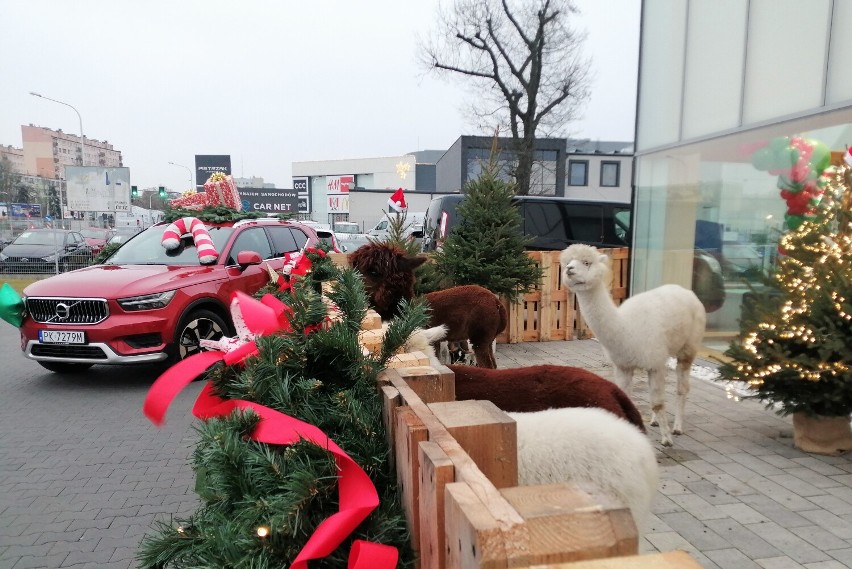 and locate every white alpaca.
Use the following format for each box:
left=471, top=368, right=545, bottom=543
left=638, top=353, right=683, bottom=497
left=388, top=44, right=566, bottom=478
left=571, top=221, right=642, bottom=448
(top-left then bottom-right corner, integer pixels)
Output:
left=560, top=244, right=706, bottom=446
left=402, top=325, right=659, bottom=537
left=510, top=407, right=658, bottom=536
